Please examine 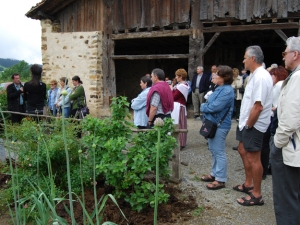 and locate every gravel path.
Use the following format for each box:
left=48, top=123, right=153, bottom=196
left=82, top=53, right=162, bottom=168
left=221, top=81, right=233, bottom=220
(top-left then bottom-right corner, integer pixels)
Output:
left=174, top=117, right=276, bottom=225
